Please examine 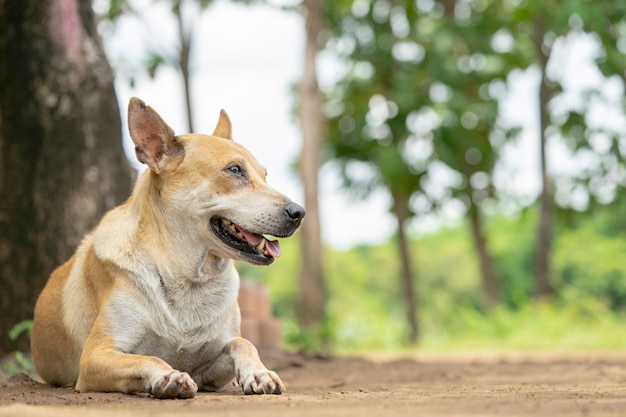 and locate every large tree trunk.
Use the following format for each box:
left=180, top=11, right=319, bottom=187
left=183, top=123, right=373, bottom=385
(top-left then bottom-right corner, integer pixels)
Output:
left=298, top=0, right=326, bottom=331
left=391, top=191, right=418, bottom=344
left=532, top=15, right=554, bottom=299
left=0, top=0, right=132, bottom=356
left=468, top=203, right=499, bottom=307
